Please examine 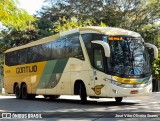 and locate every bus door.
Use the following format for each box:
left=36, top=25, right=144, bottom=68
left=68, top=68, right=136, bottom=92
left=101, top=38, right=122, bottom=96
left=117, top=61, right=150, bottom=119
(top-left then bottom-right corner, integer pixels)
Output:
left=91, top=44, right=108, bottom=96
